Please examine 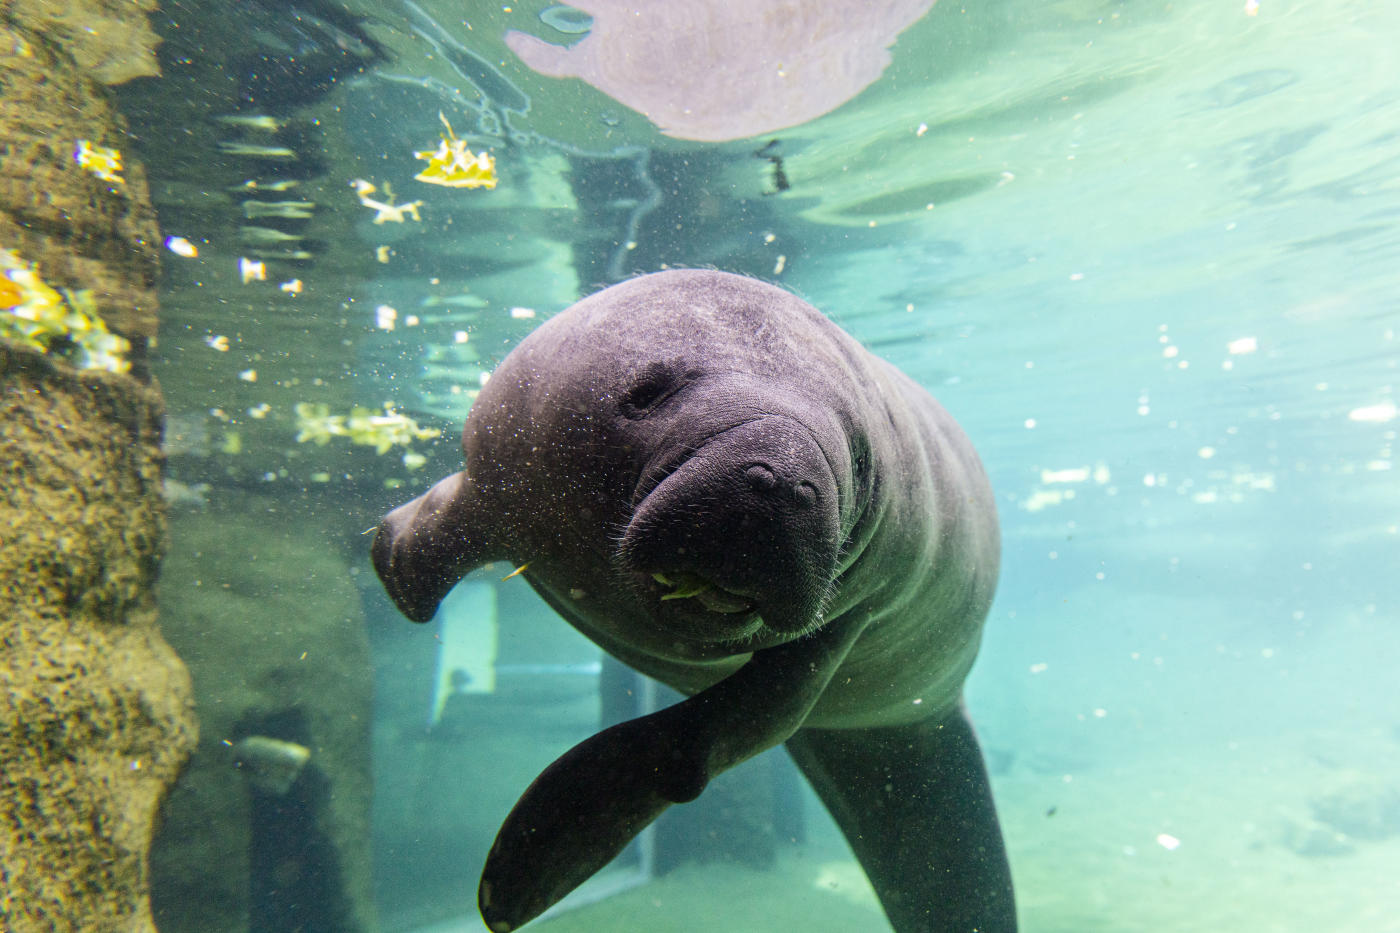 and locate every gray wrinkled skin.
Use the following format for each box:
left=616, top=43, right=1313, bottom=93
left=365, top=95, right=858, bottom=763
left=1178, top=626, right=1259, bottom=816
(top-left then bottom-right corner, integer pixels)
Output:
left=372, top=270, right=1014, bottom=933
